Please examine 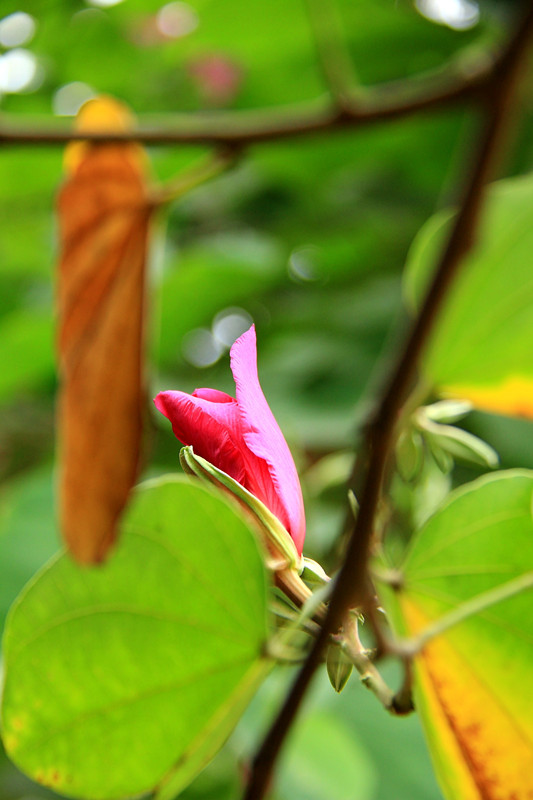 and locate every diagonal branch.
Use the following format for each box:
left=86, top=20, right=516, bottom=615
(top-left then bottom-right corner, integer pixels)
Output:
left=242, top=3, right=533, bottom=799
